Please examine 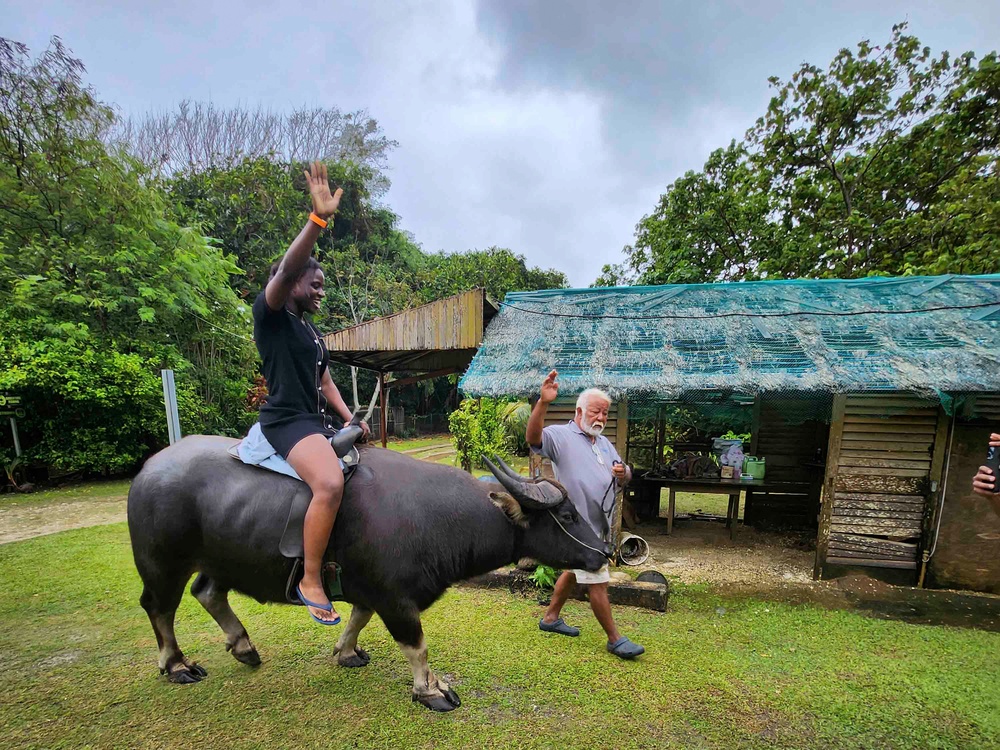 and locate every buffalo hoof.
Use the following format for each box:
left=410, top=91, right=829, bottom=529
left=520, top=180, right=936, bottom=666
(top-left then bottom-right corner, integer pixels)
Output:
left=163, top=662, right=207, bottom=684
left=232, top=647, right=261, bottom=667
left=412, top=688, right=461, bottom=712
left=338, top=647, right=370, bottom=668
